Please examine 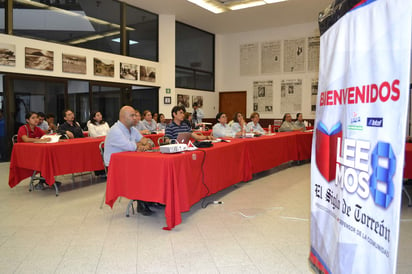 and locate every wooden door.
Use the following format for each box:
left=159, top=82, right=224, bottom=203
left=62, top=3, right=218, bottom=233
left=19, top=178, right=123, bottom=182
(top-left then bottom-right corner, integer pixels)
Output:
left=219, top=91, right=247, bottom=122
